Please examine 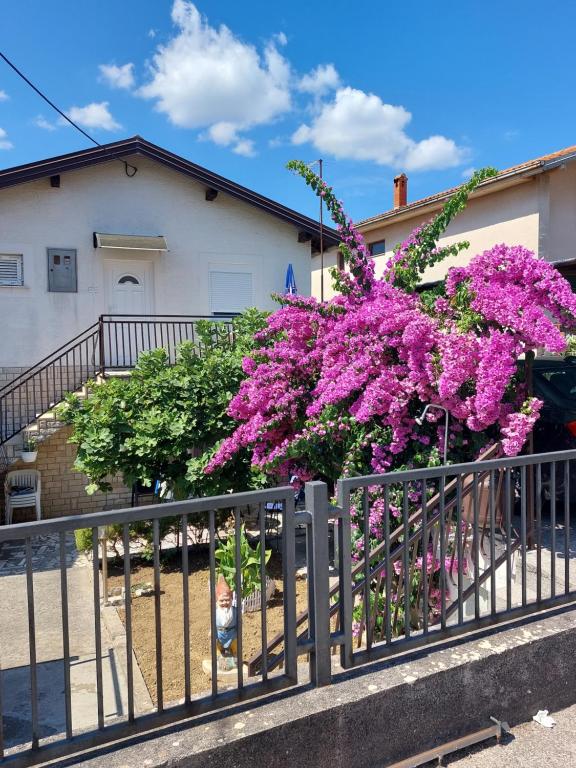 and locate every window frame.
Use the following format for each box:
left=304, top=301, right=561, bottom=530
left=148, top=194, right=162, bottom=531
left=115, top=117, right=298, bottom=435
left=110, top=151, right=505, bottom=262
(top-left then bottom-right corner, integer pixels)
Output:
left=0, top=253, right=24, bottom=287
left=369, top=239, right=386, bottom=257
